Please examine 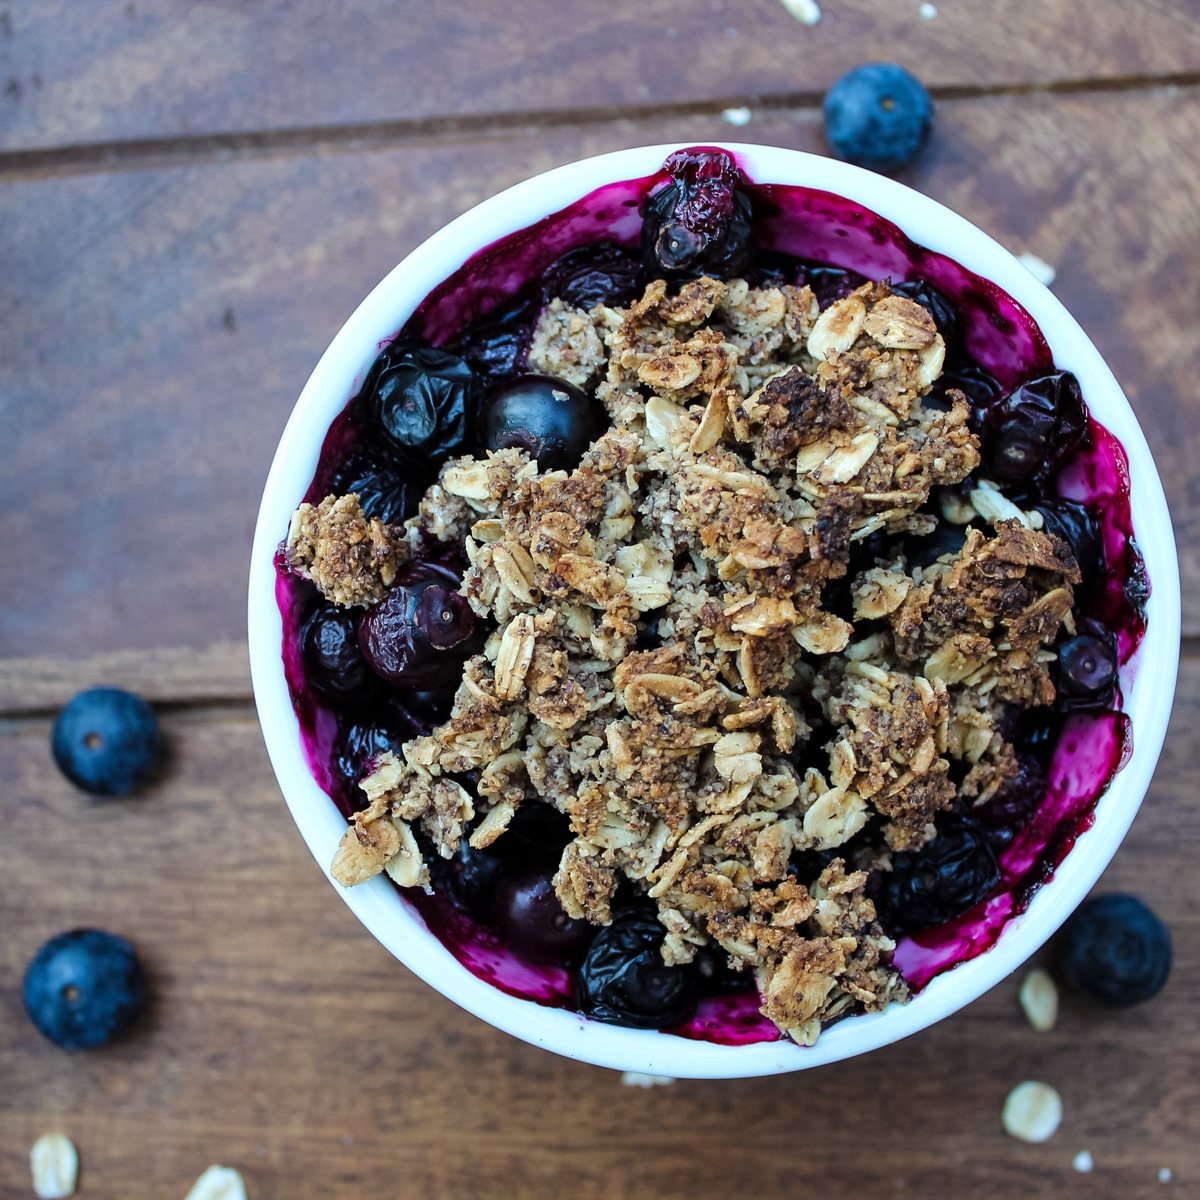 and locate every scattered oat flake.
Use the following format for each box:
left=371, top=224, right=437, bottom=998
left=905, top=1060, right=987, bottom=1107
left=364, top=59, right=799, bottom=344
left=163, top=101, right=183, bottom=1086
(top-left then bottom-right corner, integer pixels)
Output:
left=1073, top=1150, right=1094, bottom=1173
left=781, top=0, right=821, bottom=25
left=920, top=3, right=938, bottom=16
left=30, top=1134, right=78, bottom=1200
left=184, top=1166, right=247, bottom=1200
left=722, top=107, right=753, bottom=127
left=1019, top=967, right=1059, bottom=1031
left=1017, top=252, right=1057, bottom=287
left=1003, top=1081, right=1063, bottom=1143
left=621, top=1072, right=676, bottom=1088
left=1159, top=1168, right=1173, bottom=1183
